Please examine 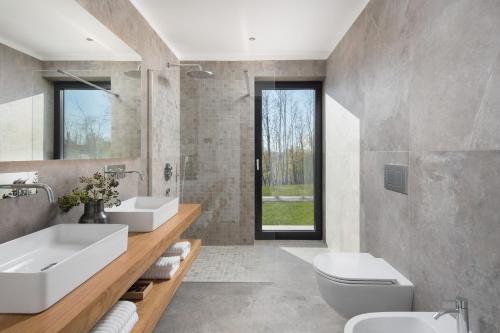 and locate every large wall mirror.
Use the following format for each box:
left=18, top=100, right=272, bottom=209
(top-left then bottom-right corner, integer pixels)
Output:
left=0, top=0, right=142, bottom=162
